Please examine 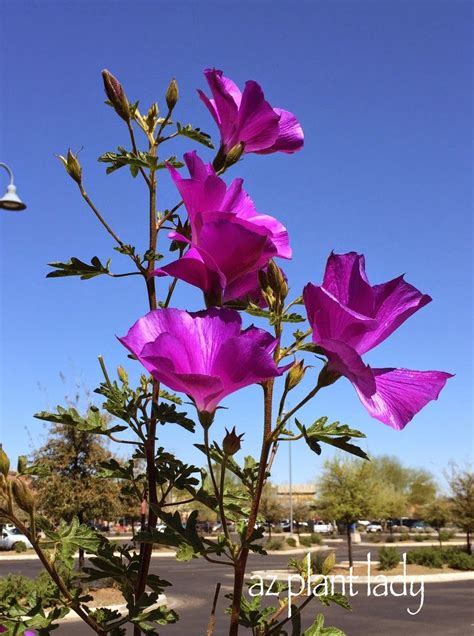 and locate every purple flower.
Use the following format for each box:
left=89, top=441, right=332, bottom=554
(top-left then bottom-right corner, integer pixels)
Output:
left=303, top=252, right=452, bottom=430
left=154, top=152, right=291, bottom=305
left=198, top=69, right=304, bottom=155
left=119, top=308, right=288, bottom=415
